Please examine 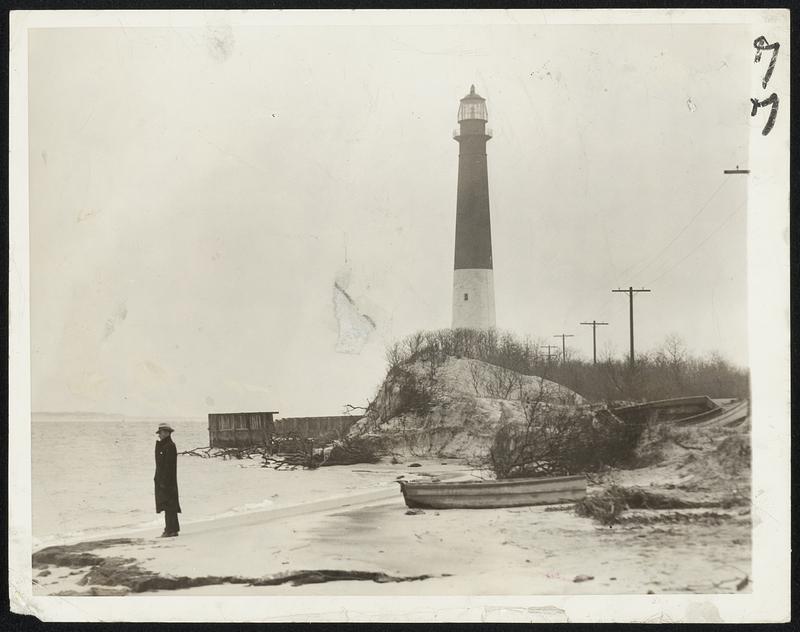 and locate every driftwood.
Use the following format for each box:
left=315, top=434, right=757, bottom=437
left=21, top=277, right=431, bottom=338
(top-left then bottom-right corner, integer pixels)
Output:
left=177, top=433, right=381, bottom=470
left=178, top=444, right=316, bottom=469
left=178, top=447, right=214, bottom=458
left=261, top=454, right=316, bottom=470
left=178, top=446, right=264, bottom=460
